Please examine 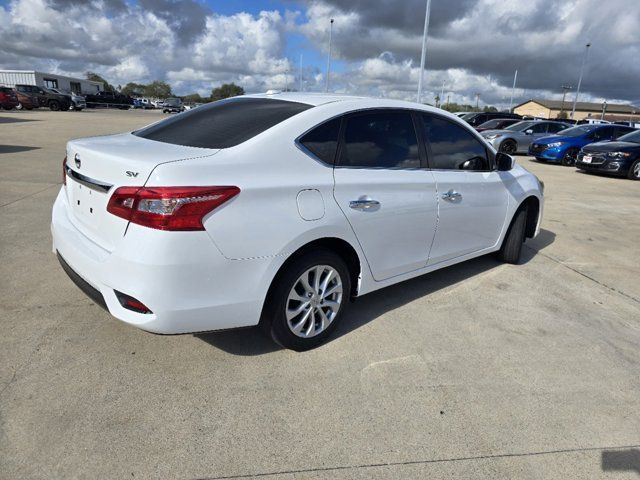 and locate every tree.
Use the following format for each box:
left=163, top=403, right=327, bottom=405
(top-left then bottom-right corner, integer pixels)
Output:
left=85, top=72, right=115, bottom=92
left=183, top=93, right=204, bottom=103
left=143, top=81, right=173, bottom=99
left=121, top=82, right=146, bottom=97
left=211, top=83, right=244, bottom=101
